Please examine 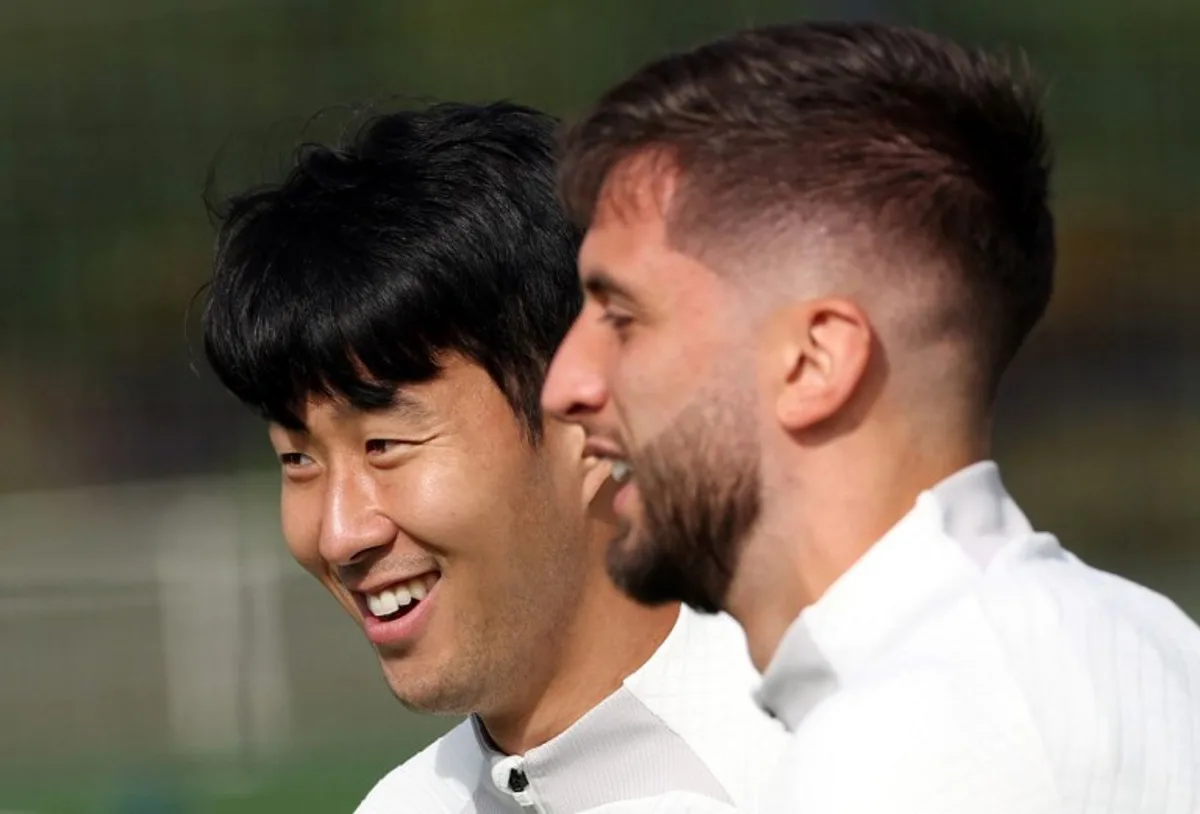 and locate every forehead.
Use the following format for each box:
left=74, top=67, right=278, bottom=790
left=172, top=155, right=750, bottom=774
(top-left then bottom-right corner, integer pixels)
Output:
left=579, top=158, right=715, bottom=303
